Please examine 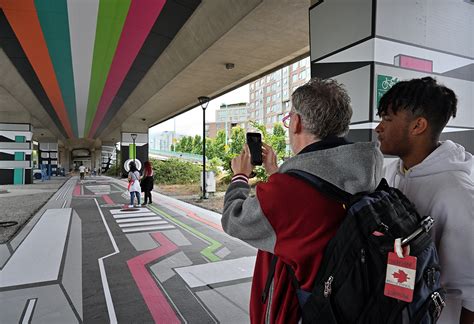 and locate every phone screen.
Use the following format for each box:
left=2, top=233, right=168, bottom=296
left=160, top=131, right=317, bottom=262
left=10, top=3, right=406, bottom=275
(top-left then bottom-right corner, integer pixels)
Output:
left=246, top=132, right=263, bottom=165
